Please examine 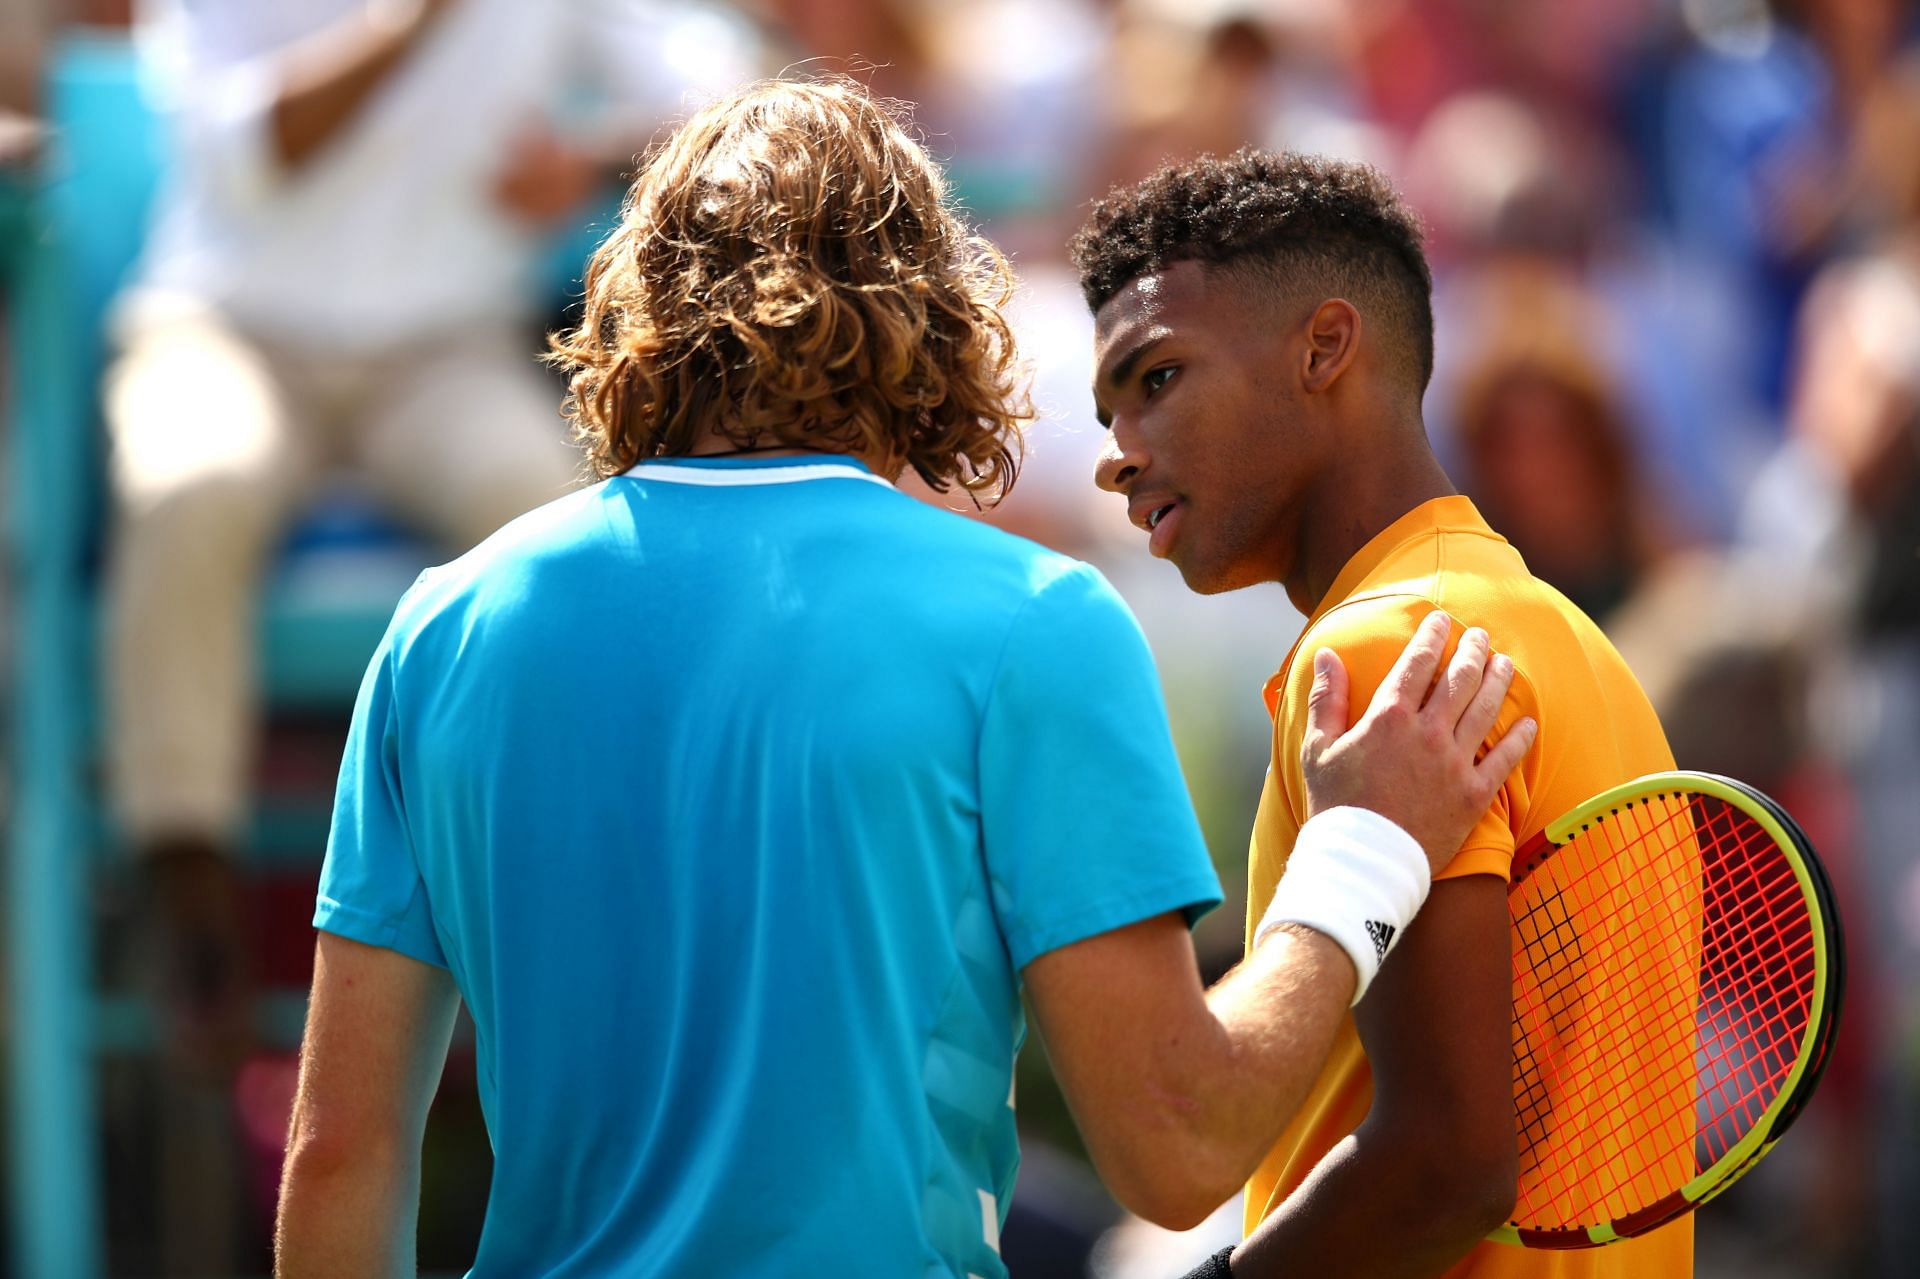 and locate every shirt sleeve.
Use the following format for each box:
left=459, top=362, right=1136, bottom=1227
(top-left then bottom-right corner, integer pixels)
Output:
left=313, top=609, right=447, bottom=969
left=1277, top=597, right=1540, bottom=884
left=978, top=562, right=1222, bottom=972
